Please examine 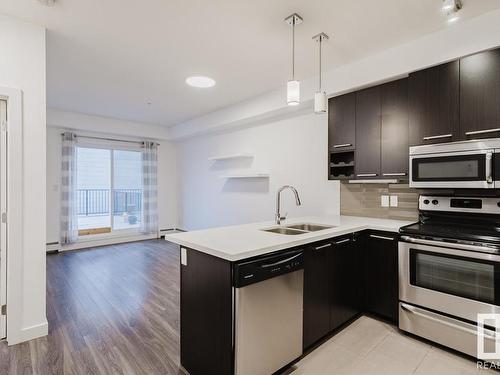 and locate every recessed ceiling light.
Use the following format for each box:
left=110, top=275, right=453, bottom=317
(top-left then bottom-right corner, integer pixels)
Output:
left=185, top=76, right=216, bottom=88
